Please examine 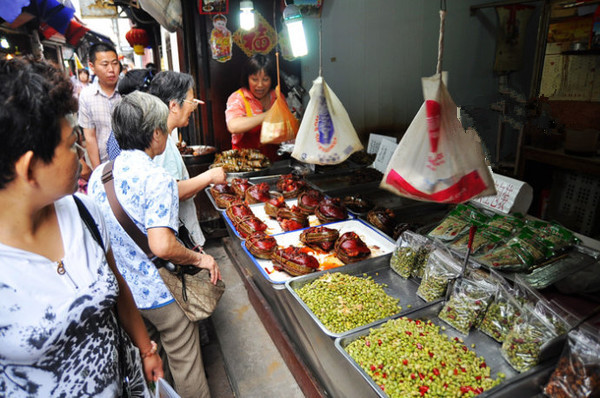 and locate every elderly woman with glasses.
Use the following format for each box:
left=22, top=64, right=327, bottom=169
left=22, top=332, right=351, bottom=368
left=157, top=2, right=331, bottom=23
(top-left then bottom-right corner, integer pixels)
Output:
left=88, top=91, right=221, bottom=398
left=0, top=58, right=162, bottom=397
